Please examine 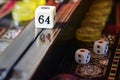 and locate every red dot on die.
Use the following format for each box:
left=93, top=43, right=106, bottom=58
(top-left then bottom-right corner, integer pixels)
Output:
left=80, top=49, right=85, bottom=52
left=98, top=41, right=103, bottom=43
